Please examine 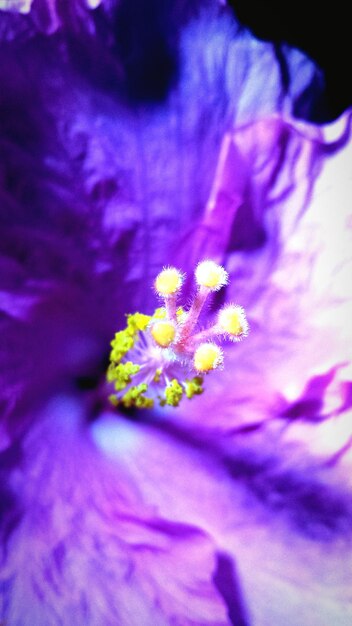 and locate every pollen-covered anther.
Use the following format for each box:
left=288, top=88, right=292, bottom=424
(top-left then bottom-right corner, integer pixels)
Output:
left=193, top=342, right=223, bottom=373
left=218, top=305, right=249, bottom=339
left=195, top=260, right=228, bottom=291
left=154, top=267, right=184, bottom=297
left=150, top=320, right=176, bottom=347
